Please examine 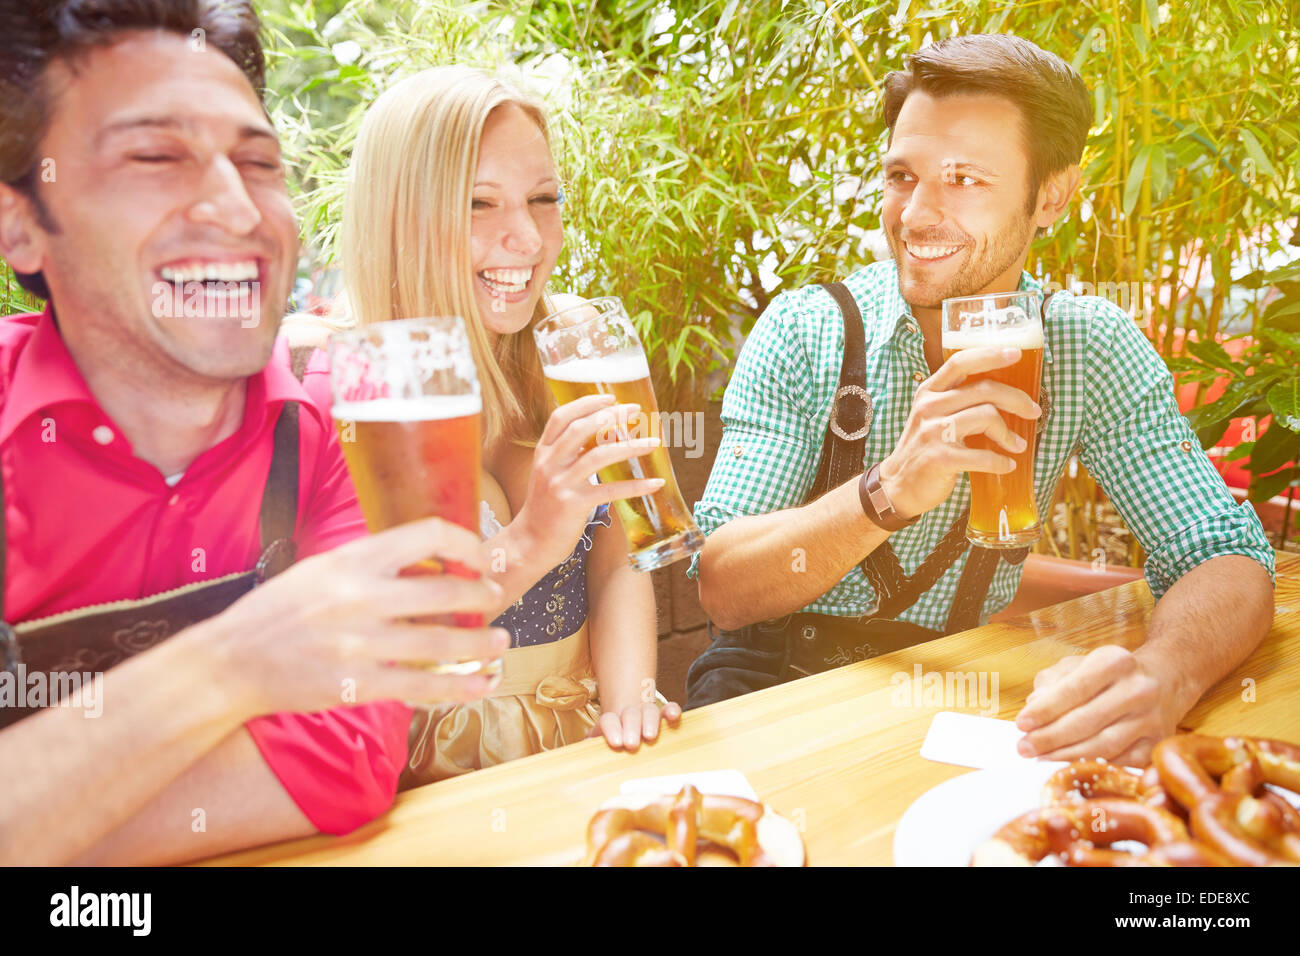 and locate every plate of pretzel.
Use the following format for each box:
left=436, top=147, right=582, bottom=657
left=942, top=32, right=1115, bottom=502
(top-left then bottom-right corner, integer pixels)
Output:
left=895, top=733, right=1300, bottom=866
left=583, top=783, right=806, bottom=866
